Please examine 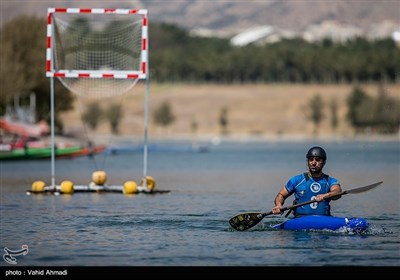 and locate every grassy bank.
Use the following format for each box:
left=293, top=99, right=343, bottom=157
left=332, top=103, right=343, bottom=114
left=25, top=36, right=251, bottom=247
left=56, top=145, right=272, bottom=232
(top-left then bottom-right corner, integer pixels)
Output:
left=60, top=83, right=400, bottom=143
